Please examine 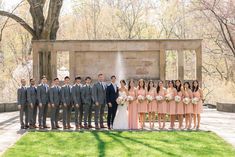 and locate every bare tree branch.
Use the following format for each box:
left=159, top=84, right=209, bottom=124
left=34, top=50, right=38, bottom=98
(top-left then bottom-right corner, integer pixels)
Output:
left=0, top=10, right=35, bottom=37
